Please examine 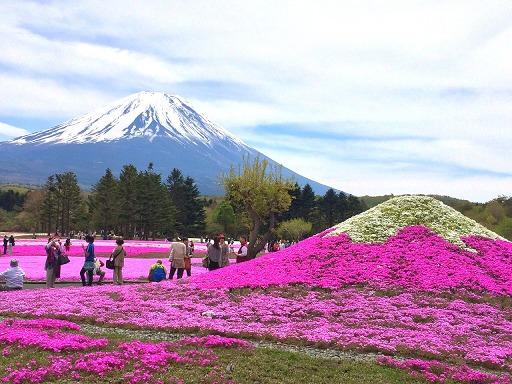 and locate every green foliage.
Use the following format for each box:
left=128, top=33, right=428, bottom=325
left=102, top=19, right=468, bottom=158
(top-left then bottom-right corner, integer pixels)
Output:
left=213, top=200, right=236, bottom=234
left=0, top=189, right=26, bottom=212
left=276, top=218, right=313, bottom=241
left=39, top=172, right=83, bottom=234
left=223, top=157, right=294, bottom=257
left=166, top=168, right=206, bottom=237
left=90, top=168, right=119, bottom=230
